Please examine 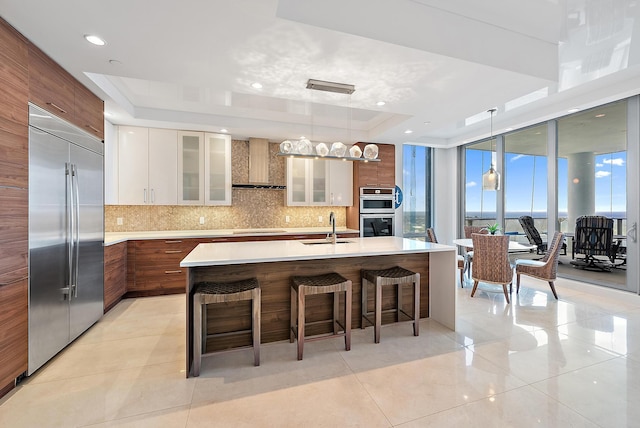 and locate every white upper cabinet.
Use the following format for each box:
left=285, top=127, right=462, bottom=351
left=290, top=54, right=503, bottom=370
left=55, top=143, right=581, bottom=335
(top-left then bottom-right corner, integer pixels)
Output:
left=177, top=131, right=205, bottom=205
left=328, top=161, right=353, bottom=206
left=204, top=133, right=232, bottom=205
left=118, top=126, right=178, bottom=205
left=286, top=158, right=352, bottom=206
left=148, top=129, right=178, bottom=205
